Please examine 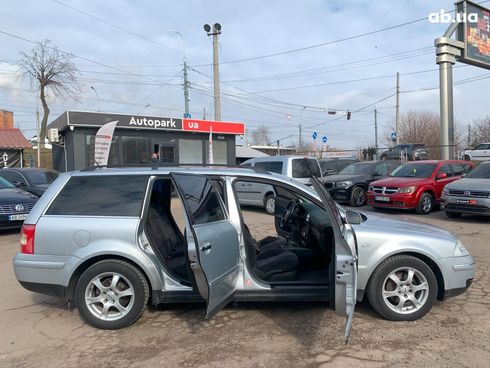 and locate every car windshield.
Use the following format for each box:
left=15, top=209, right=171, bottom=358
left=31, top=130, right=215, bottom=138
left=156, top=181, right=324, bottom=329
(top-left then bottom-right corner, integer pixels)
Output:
left=339, top=163, right=373, bottom=175
left=0, top=177, right=15, bottom=189
left=23, top=171, right=58, bottom=185
left=466, top=164, right=490, bottom=179
left=292, top=158, right=321, bottom=178
left=390, top=163, right=437, bottom=178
